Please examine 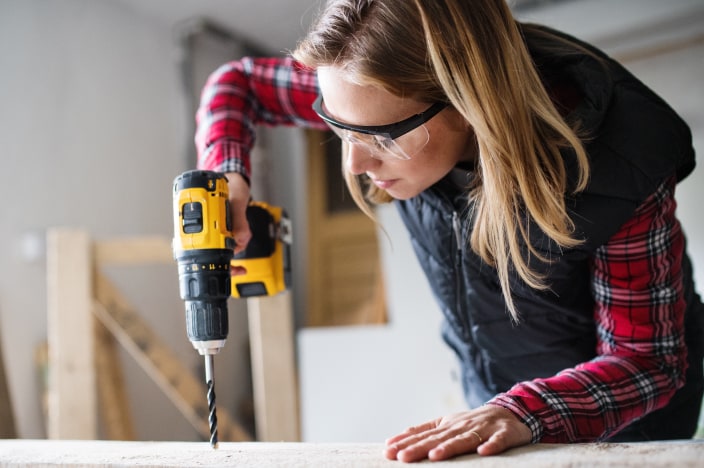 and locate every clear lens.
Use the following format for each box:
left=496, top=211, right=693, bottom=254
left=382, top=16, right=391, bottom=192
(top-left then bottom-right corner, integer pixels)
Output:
left=327, top=124, right=430, bottom=160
